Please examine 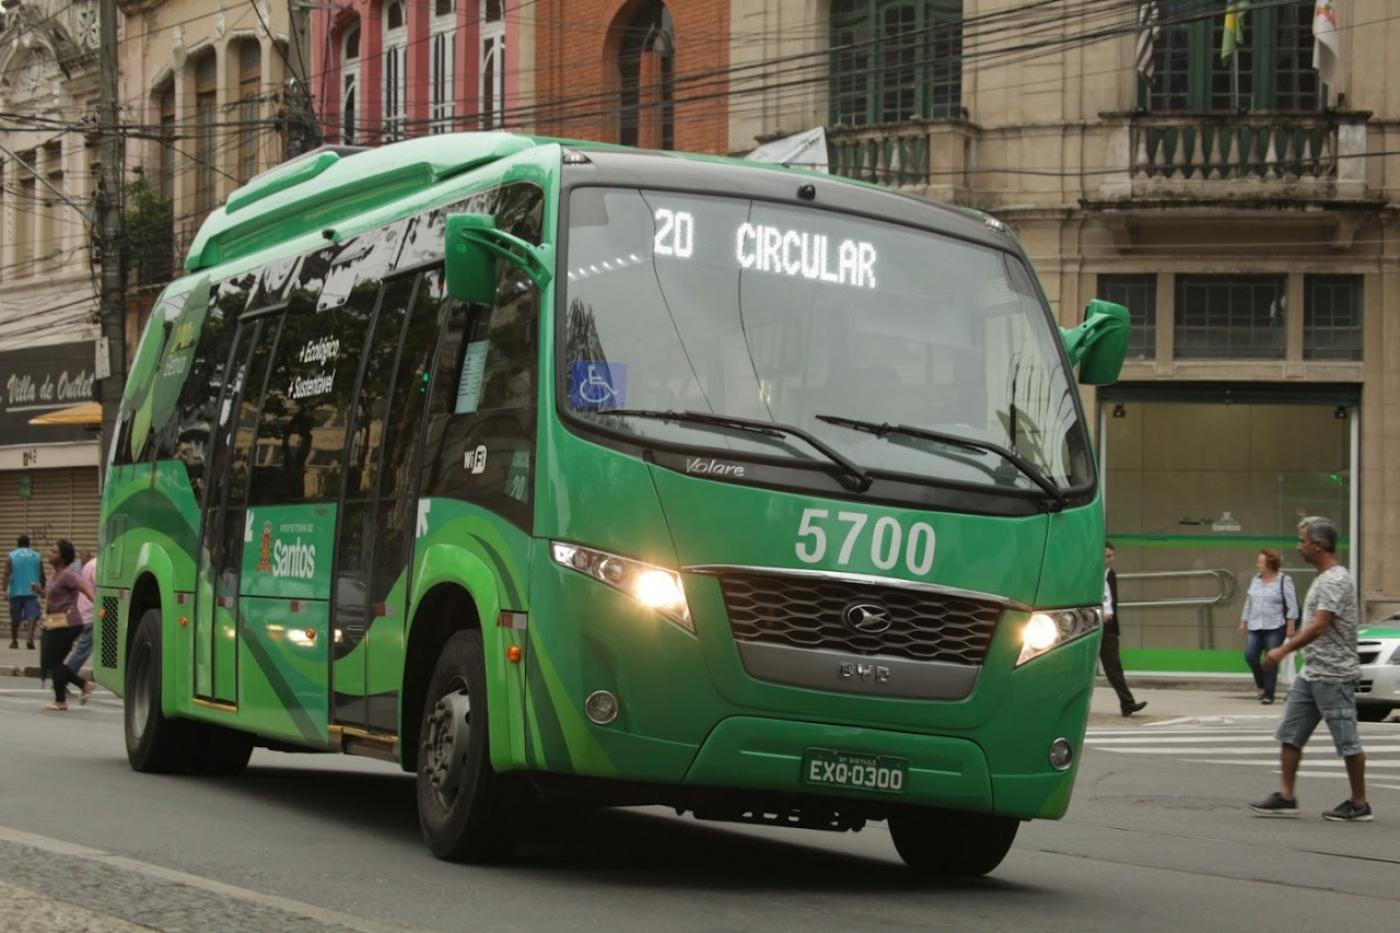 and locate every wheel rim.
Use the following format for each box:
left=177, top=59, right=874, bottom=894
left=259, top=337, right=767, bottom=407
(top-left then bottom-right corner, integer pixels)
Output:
left=424, top=677, right=471, bottom=808
left=129, top=642, right=152, bottom=741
